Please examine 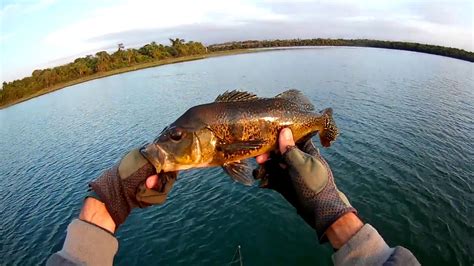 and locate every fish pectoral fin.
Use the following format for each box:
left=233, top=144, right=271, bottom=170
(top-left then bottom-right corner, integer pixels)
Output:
left=275, top=89, right=315, bottom=111
left=215, top=90, right=258, bottom=102
left=218, top=140, right=265, bottom=154
left=222, top=161, right=254, bottom=186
